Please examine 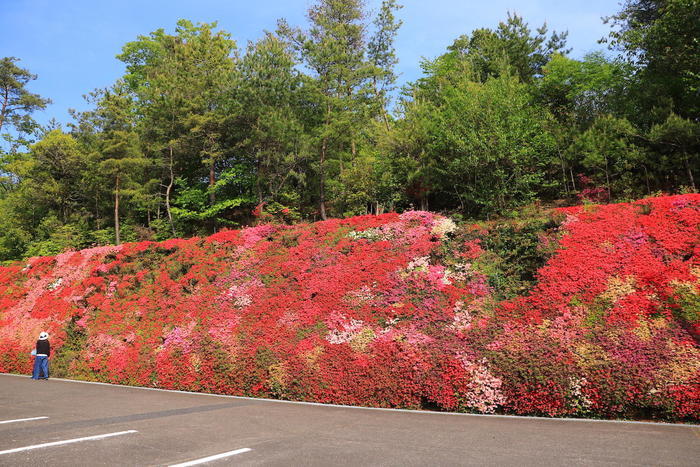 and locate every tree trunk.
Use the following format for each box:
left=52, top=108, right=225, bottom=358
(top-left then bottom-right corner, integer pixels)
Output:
left=319, top=102, right=331, bottom=221
left=380, top=105, right=390, bottom=133
left=209, top=162, right=216, bottom=204
left=420, top=196, right=428, bottom=211
left=114, top=175, right=121, bottom=245
left=95, top=192, right=100, bottom=230
left=256, top=152, right=264, bottom=204
left=558, top=150, right=568, bottom=195
left=604, top=156, right=612, bottom=199
left=209, top=161, right=217, bottom=233
left=320, top=136, right=327, bottom=220
left=453, top=185, right=465, bottom=211
left=165, top=145, right=176, bottom=236
left=0, top=86, right=9, bottom=134
left=683, top=152, right=696, bottom=191
left=373, top=77, right=390, bottom=132
left=643, top=165, right=651, bottom=195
